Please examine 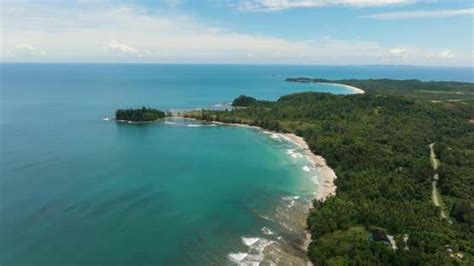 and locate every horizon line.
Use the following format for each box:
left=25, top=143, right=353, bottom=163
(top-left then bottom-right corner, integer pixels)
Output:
left=1, top=62, right=473, bottom=68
